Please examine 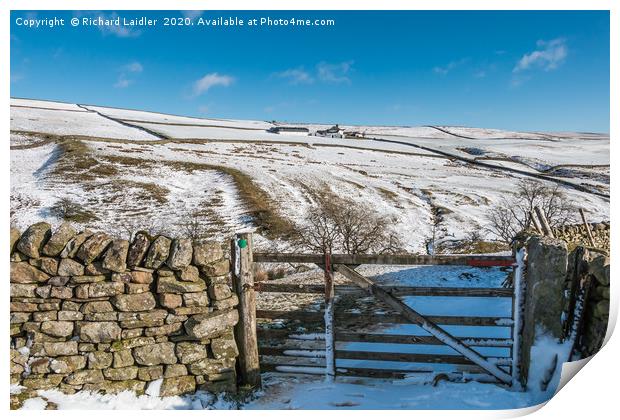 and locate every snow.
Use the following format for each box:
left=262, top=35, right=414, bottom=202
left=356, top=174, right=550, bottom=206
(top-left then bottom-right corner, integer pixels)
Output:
left=359, top=264, right=509, bottom=288
left=63, top=139, right=606, bottom=251
left=16, top=389, right=236, bottom=410
left=527, top=330, right=574, bottom=395
left=376, top=133, right=609, bottom=168
left=10, top=99, right=609, bottom=250
left=12, top=97, right=85, bottom=111
left=13, top=262, right=579, bottom=410
left=14, top=369, right=560, bottom=410
left=82, top=105, right=274, bottom=130
left=10, top=143, right=59, bottom=226
left=20, top=397, right=49, bottom=410
left=243, top=373, right=539, bottom=409
left=10, top=383, right=25, bottom=394
left=145, top=379, right=163, bottom=397
left=241, top=328, right=574, bottom=410
left=10, top=142, right=252, bottom=239
left=9, top=99, right=605, bottom=409
left=10, top=106, right=159, bottom=140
